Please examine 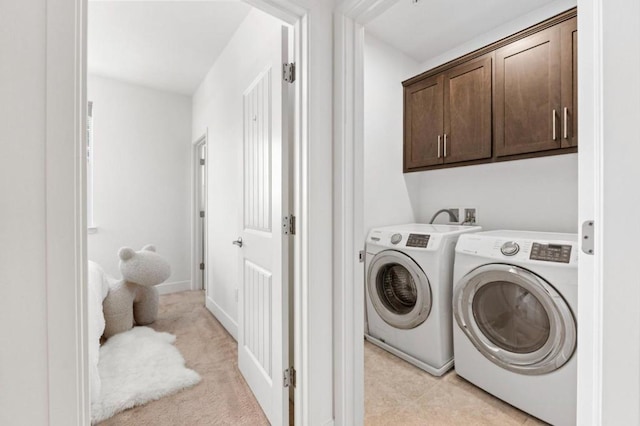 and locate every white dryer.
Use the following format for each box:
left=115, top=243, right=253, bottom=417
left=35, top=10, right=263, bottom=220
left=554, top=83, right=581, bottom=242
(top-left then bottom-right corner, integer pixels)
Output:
left=365, top=224, right=481, bottom=376
left=453, top=230, right=578, bottom=426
